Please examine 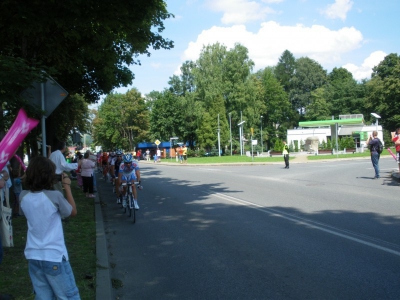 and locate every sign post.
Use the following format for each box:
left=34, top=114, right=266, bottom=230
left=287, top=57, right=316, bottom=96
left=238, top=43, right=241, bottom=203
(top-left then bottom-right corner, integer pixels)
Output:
left=21, top=76, right=68, bottom=157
